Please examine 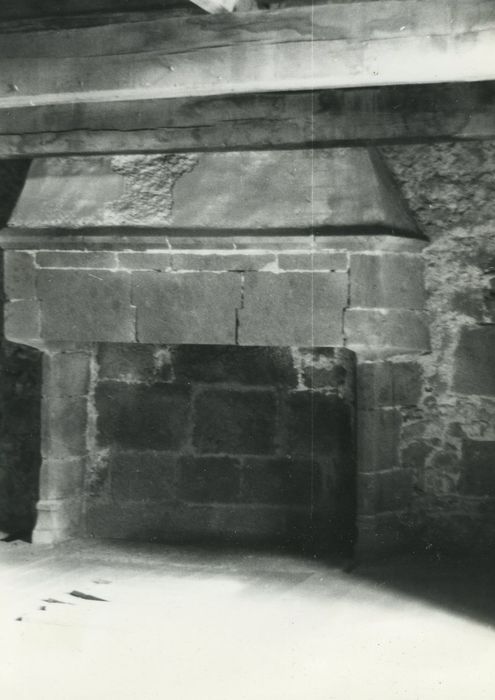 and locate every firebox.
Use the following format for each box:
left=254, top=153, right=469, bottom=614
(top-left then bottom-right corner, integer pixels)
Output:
left=0, top=148, right=429, bottom=557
